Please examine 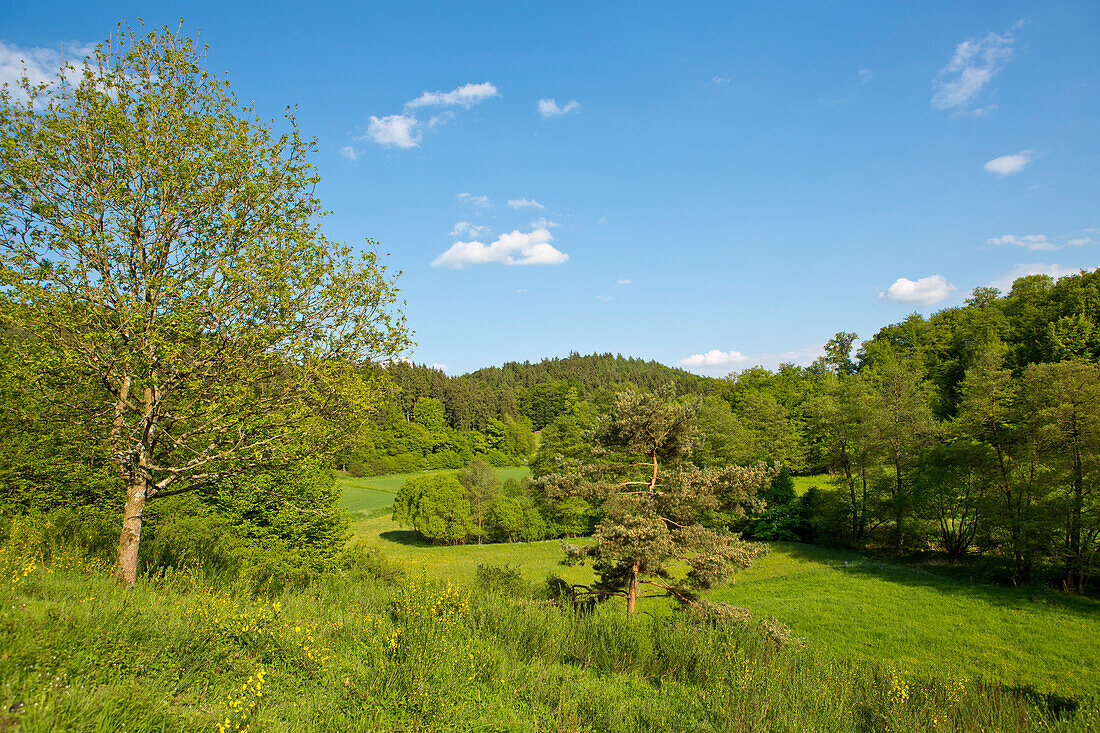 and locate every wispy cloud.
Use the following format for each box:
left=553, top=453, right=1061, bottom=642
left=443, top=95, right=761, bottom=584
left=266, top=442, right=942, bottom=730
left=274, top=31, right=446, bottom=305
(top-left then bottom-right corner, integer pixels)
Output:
left=529, top=217, right=559, bottom=229
left=988, top=233, right=1091, bottom=252
left=677, top=344, right=825, bottom=375
left=432, top=227, right=569, bottom=268
left=709, top=75, right=731, bottom=85
left=617, top=279, right=632, bottom=286
left=537, top=98, right=580, bottom=118
left=879, top=275, right=956, bottom=305
left=596, top=295, right=613, bottom=302
left=355, top=82, right=499, bottom=151
left=990, top=263, right=1093, bottom=293
left=857, top=68, right=876, bottom=84
left=984, top=150, right=1032, bottom=175
left=339, top=146, right=359, bottom=161
left=932, top=26, right=1018, bottom=113
left=450, top=221, right=491, bottom=237
left=508, top=198, right=545, bottom=209
left=456, top=192, right=491, bottom=208
left=406, top=82, right=499, bottom=110
left=0, top=40, right=96, bottom=101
